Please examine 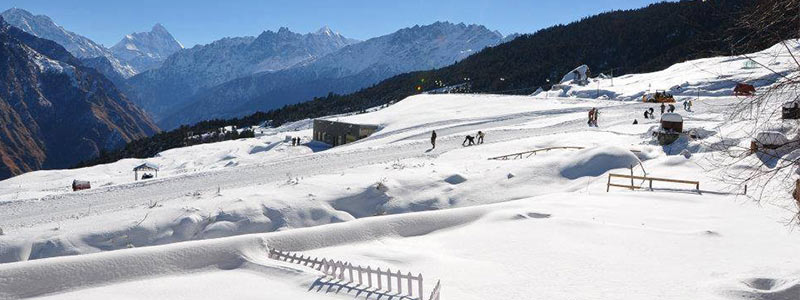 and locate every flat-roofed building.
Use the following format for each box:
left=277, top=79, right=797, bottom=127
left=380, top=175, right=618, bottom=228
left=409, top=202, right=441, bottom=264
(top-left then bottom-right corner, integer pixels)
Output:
left=313, top=119, right=378, bottom=147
